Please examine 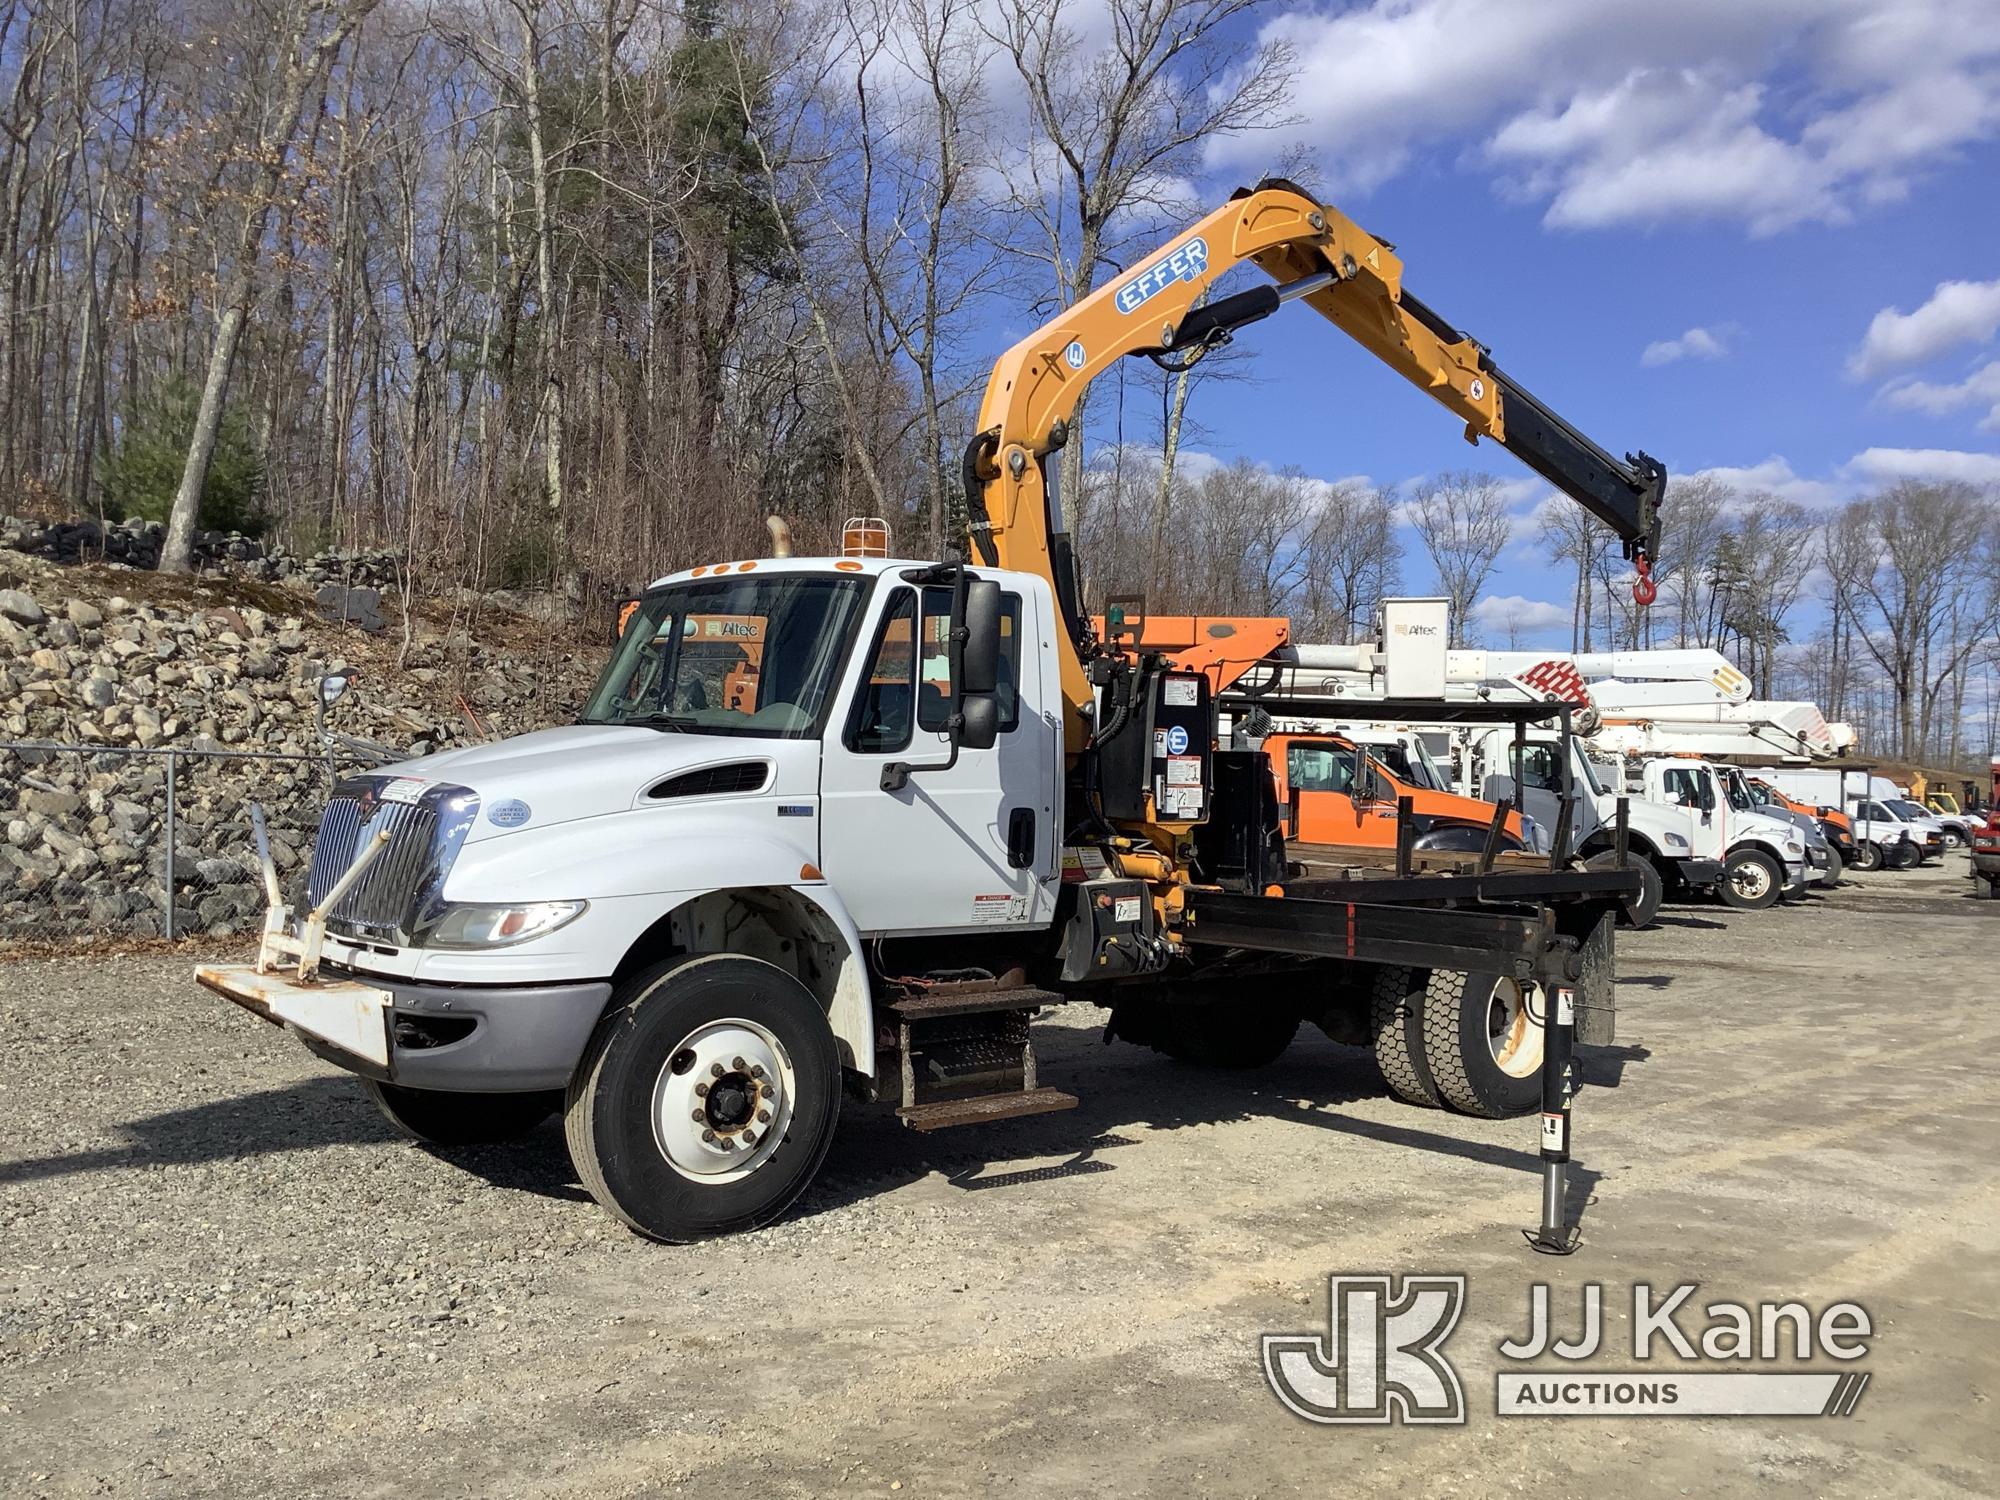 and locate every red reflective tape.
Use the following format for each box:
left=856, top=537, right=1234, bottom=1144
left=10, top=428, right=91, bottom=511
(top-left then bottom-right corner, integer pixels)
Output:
left=1345, top=902, right=1356, bottom=958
